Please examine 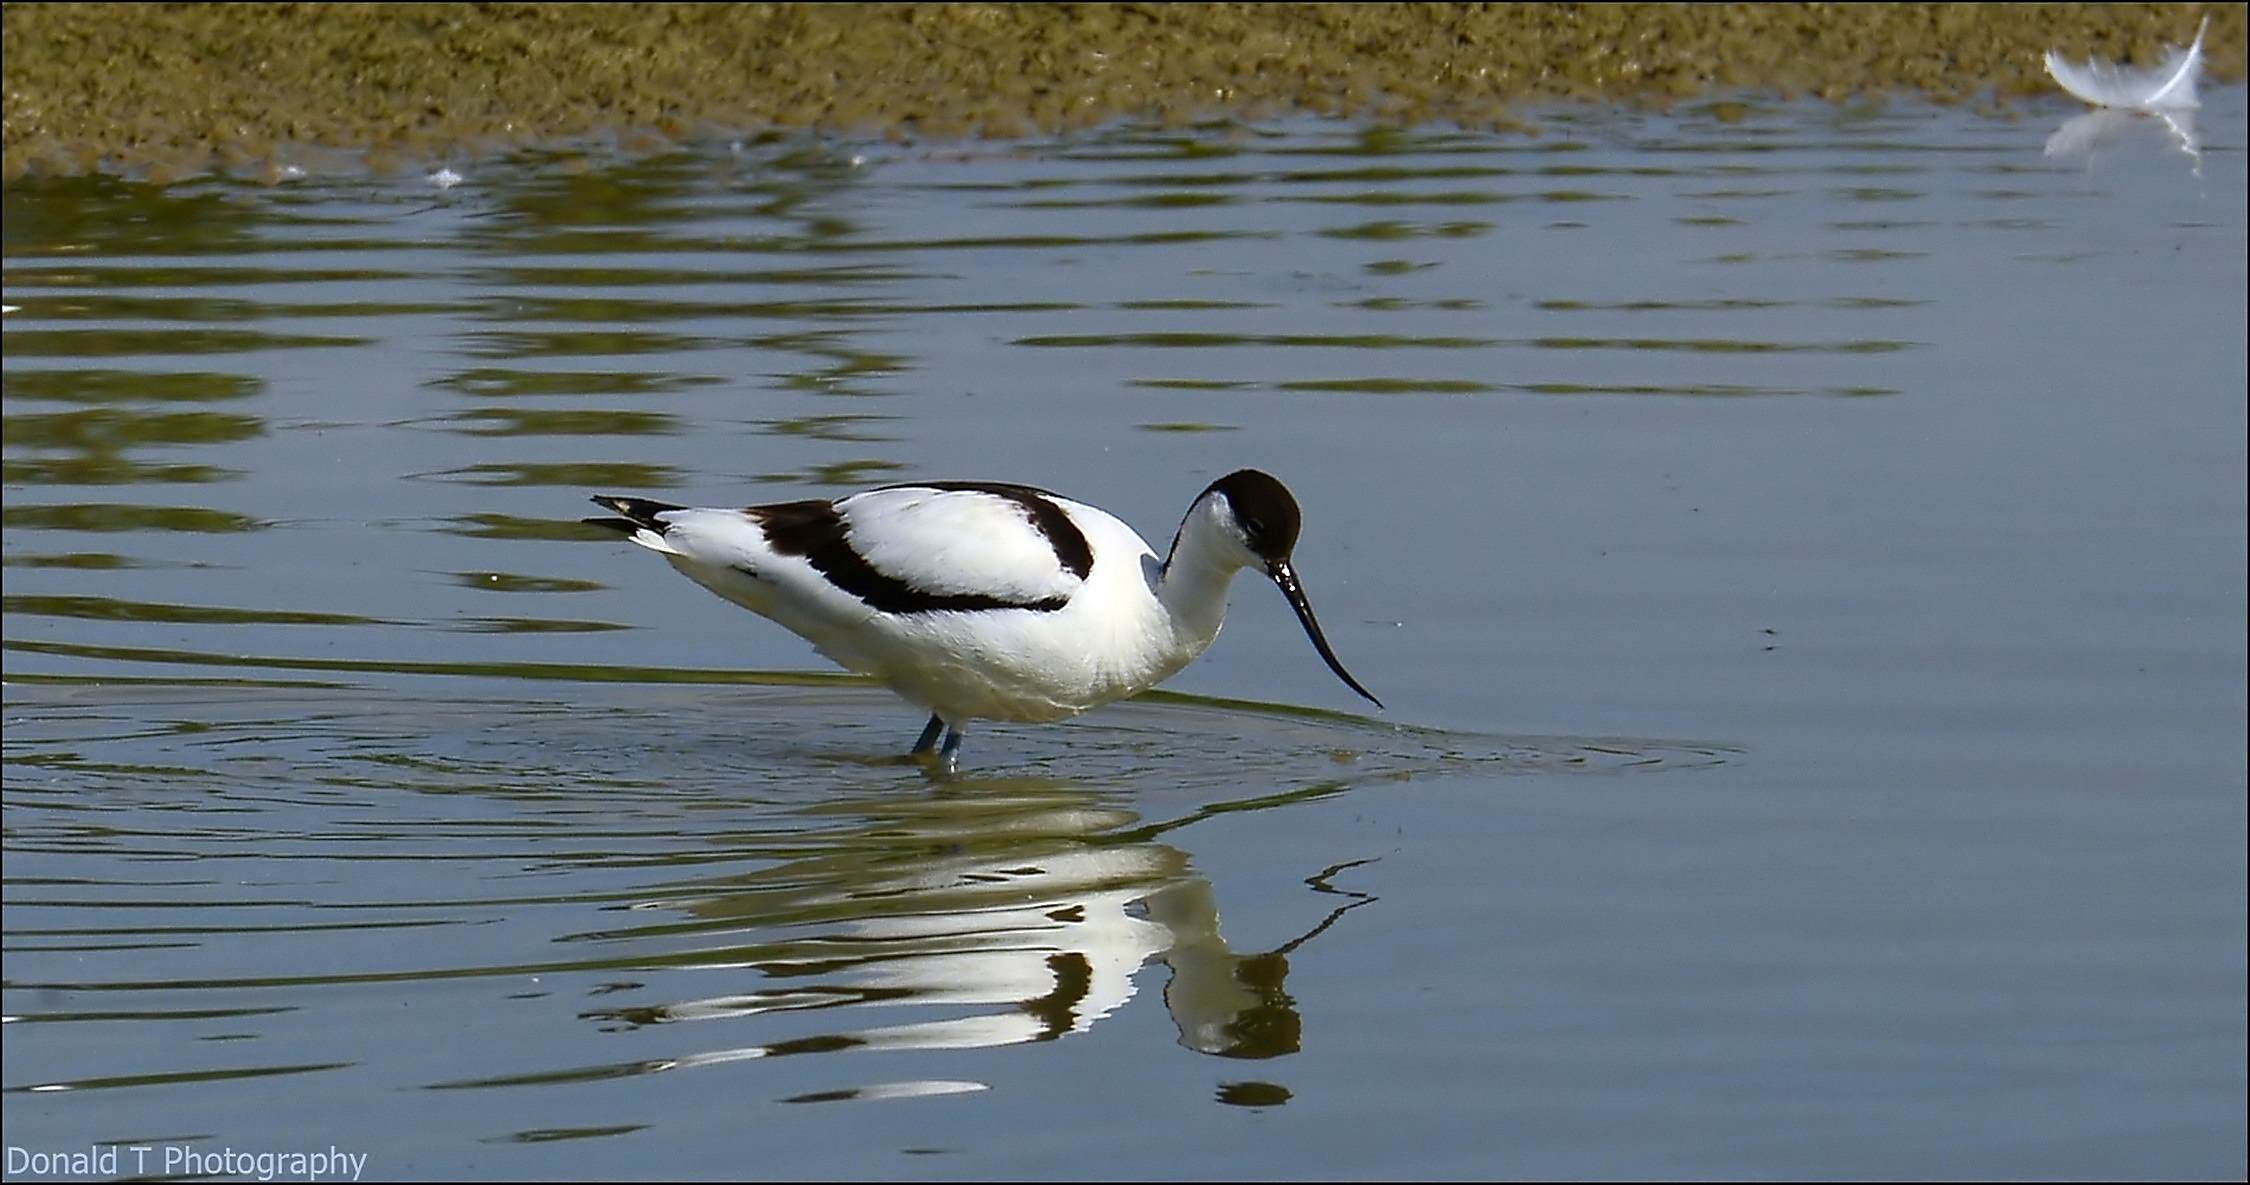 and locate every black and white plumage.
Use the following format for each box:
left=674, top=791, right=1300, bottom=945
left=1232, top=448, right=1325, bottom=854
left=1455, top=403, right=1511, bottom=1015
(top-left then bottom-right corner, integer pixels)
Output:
left=585, top=469, right=1380, bottom=770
